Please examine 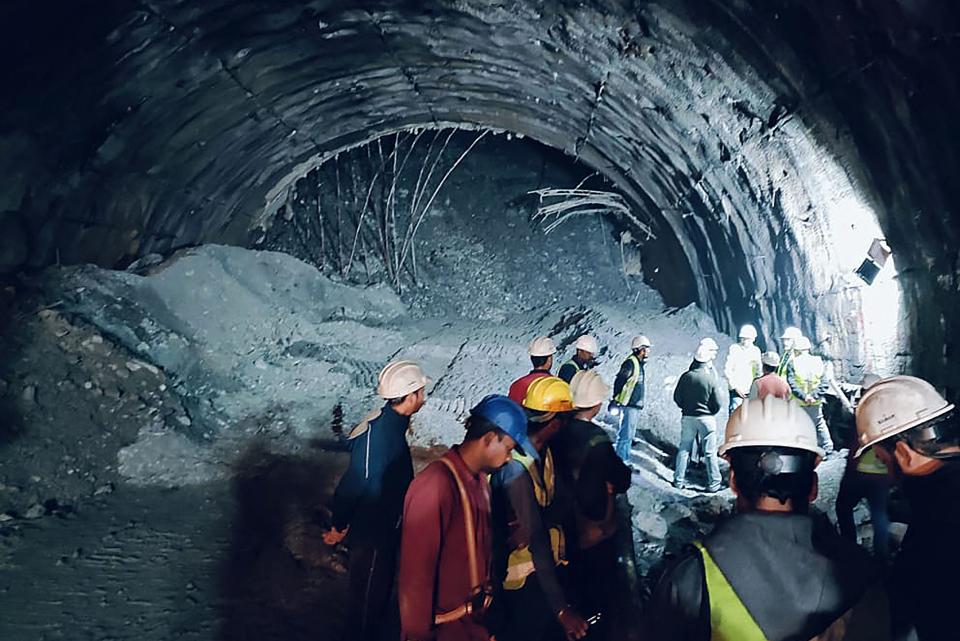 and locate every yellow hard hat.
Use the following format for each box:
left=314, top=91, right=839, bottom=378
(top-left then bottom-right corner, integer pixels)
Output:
left=719, top=396, right=824, bottom=459
left=523, top=376, right=574, bottom=413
